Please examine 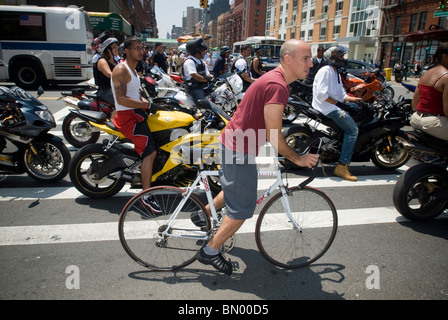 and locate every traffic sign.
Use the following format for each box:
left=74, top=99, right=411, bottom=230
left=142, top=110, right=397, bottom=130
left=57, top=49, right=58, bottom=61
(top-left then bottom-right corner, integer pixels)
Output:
left=434, top=10, right=448, bottom=17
